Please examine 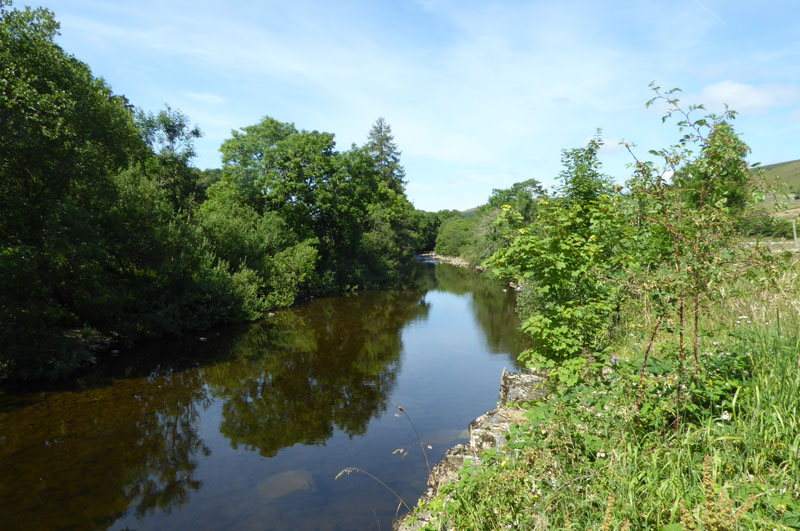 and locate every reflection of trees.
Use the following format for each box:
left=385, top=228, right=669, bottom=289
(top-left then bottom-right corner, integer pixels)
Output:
left=205, top=290, right=429, bottom=457
left=432, top=263, right=529, bottom=361
left=0, top=370, right=210, bottom=529
left=0, top=262, right=525, bottom=529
